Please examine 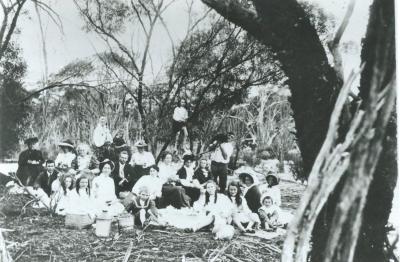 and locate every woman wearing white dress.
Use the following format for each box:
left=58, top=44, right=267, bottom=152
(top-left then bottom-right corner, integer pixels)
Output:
left=92, top=159, right=125, bottom=216
left=190, top=180, right=234, bottom=232
left=55, top=140, right=77, bottom=169
left=157, top=152, right=179, bottom=184
left=226, top=181, right=260, bottom=233
left=92, top=116, right=113, bottom=148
